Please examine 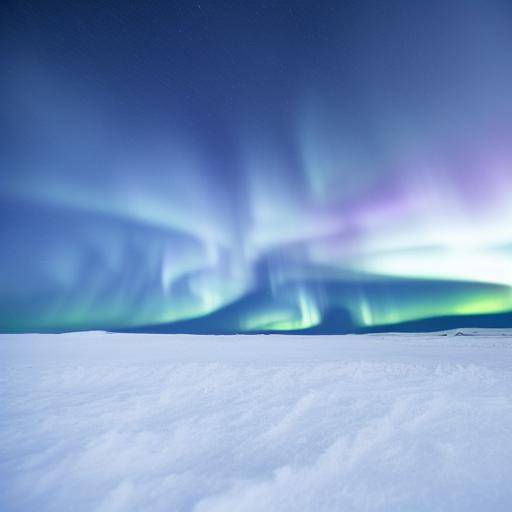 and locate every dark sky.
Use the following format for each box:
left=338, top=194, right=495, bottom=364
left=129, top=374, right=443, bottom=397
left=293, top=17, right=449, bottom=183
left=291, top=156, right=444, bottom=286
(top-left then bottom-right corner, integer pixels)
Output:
left=2, top=1, right=512, bottom=332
